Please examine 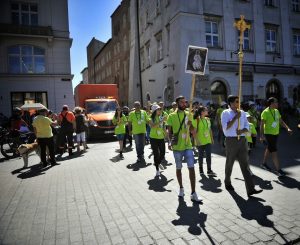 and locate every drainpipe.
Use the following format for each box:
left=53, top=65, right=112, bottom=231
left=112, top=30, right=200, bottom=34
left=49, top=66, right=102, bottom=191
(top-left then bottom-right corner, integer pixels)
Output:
left=136, top=0, right=143, bottom=107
